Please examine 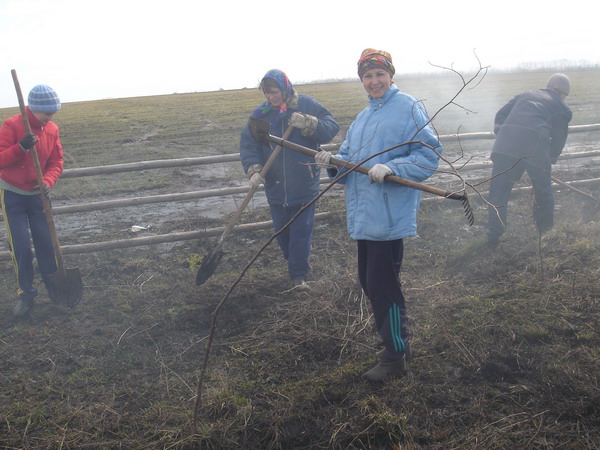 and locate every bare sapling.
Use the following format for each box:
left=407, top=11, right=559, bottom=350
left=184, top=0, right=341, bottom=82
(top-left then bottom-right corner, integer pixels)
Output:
left=191, top=56, right=493, bottom=432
